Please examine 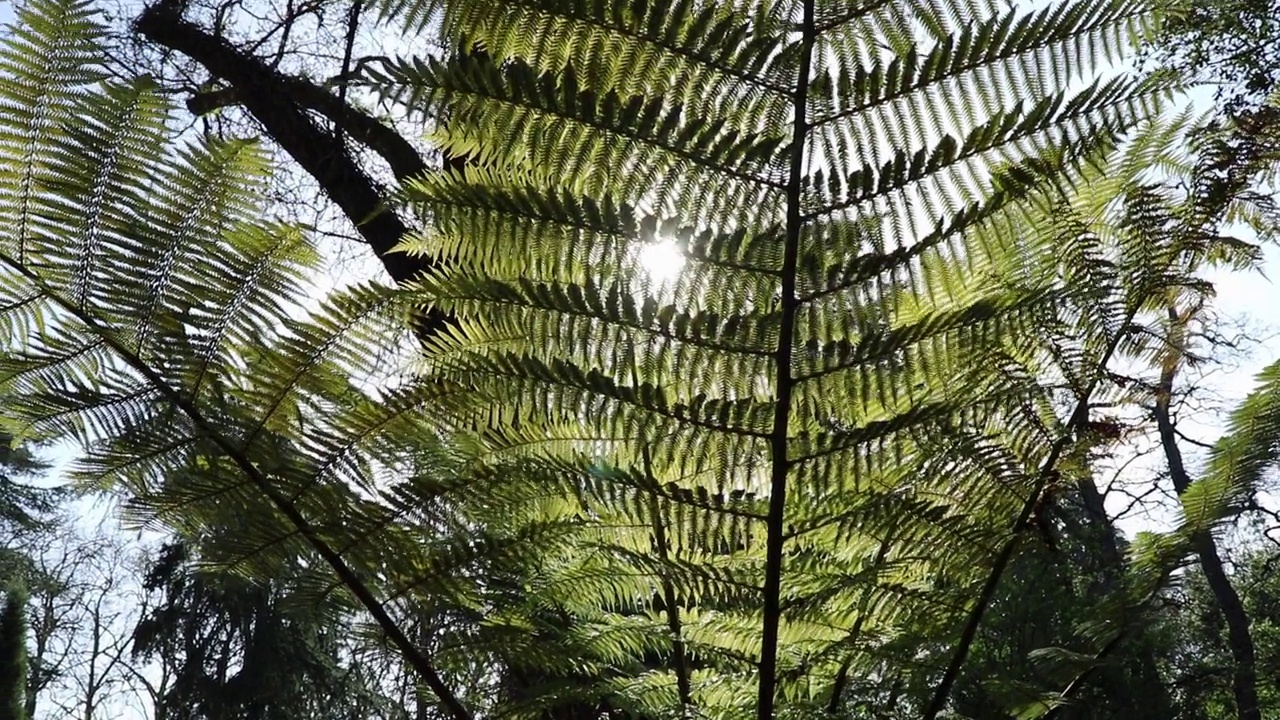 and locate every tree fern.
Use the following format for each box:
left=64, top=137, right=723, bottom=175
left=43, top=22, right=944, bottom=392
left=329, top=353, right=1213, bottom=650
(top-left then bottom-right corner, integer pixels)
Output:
left=0, top=3, right=484, bottom=718
left=0, top=0, right=1232, bottom=719
left=366, top=0, right=1173, bottom=718
left=1207, top=361, right=1280, bottom=512
left=956, top=102, right=1280, bottom=717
